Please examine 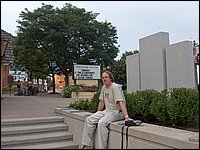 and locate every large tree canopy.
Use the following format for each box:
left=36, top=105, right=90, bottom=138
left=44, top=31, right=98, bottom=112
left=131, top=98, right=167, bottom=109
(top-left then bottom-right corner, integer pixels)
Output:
left=14, top=3, right=119, bottom=92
